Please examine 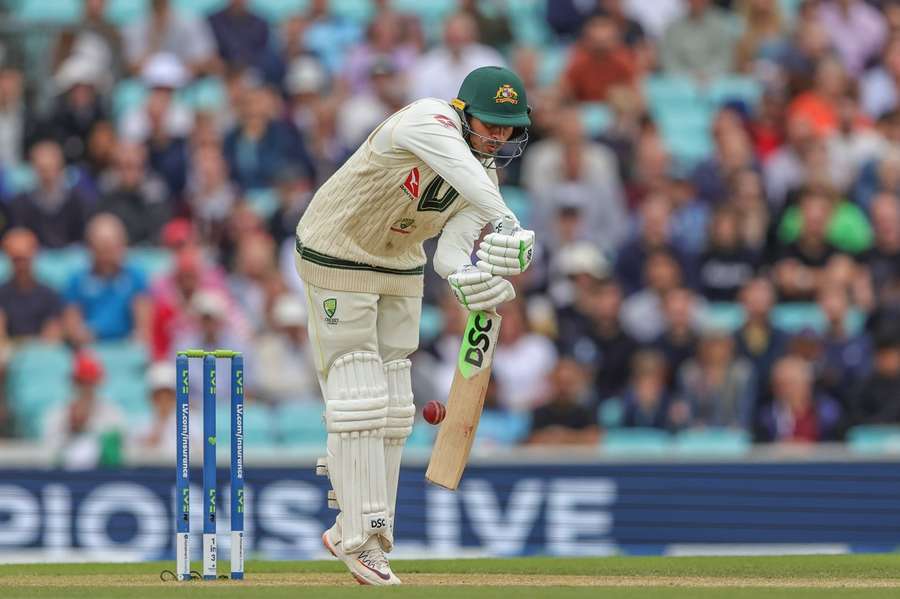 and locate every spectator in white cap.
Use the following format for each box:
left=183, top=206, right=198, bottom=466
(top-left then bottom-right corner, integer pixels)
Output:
left=52, top=0, right=123, bottom=80
left=286, top=55, right=329, bottom=133
left=134, top=361, right=185, bottom=456
left=120, top=53, right=194, bottom=143
left=336, top=56, right=407, bottom=150
left=255, top=294, right=318, bottom=404
left=123, top=0, right=216, bottom=77
left=37, top=55, right=108, bottom=165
